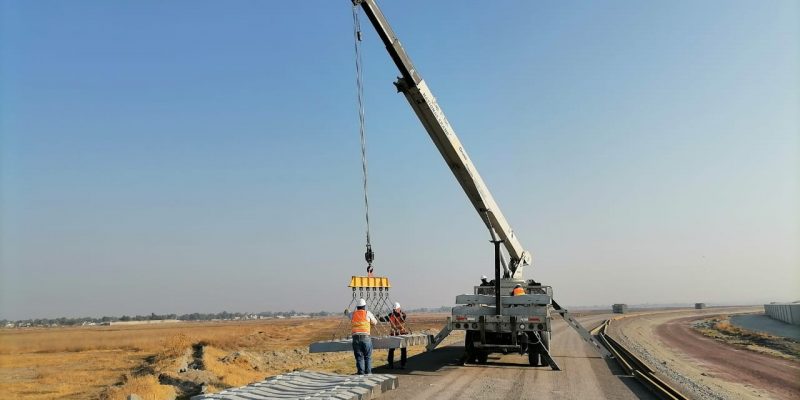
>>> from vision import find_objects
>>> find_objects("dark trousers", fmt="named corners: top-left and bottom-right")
top-left (388, 347), bottom-right (407, 367)
top-left (352, 334), bottom-right (372, 374)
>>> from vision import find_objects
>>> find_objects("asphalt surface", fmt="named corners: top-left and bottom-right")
top-left (374, 313), bottom-right (655, 400)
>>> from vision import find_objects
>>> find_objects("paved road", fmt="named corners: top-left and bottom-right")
top-left (375, 314), bottom-right (655, 400)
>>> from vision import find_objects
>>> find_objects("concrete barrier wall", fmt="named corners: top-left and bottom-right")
top-left (764, 303), bottom-right (800, 326)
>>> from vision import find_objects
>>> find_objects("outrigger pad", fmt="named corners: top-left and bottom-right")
top-left (309, 333), bottom-right (430, 353)
top-left (191, 370), bottom-right (398, 399)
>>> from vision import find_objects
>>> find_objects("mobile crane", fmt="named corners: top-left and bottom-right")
top-left (352, 0), bottom-right (611, 367)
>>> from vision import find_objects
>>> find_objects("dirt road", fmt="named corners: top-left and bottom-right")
top-left (609, 307), bottom-right (800, 400)
top-left (658, 315), bottom-right (800, 400)
top-left (375, 314), bottom-right (655, 400)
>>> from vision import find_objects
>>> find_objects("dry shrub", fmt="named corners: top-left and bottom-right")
top-left (694, 315), bottom-right (799, 359)
top-left (713, 320), bottom-right (771, 340)
top-left (101, 375), bottom-right (177, 400)
top-left (714, 320), bottom-right (734, 332)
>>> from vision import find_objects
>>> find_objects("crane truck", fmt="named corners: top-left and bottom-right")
top-left (352, 0), bottom-right (611, 367)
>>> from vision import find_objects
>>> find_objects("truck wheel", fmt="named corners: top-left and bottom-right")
top-left (527, 331), bottom-right (541, 366)
top-left (528, 350), bottom-right (541, 366)
top-left (533, 330), bottom-right (551, 367)
top-left (464, 331), bottom-right (477, 364)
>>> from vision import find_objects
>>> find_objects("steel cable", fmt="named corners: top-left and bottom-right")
top-left (352, 6), bottom-right (375, 276)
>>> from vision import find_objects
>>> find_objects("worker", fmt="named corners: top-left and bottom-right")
top-left (511, 284), bottom-right (526, 296)
top-left (480, 275), bottom-right (493, 286)
top-left (349, 298), bottom-right (378, 375)
top-left (380, 302), bottom-right (408, 369)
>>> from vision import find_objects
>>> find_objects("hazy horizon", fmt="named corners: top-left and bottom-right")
top-left (1, 301), bottom-right (774, 322)
top-left (2, 1), bottom-right (798, 321)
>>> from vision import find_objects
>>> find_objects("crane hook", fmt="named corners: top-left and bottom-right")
top-left (365, 244), bottom-right (375, 277)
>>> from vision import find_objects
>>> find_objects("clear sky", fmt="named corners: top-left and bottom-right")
top-left (1, 1), bottom-right (798, 320)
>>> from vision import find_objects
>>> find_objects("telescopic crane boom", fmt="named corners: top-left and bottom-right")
top-left (353, 0), bottom-right (531, 279)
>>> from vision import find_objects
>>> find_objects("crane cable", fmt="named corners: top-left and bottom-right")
top-left (352, 6), bottom-right (375, 276)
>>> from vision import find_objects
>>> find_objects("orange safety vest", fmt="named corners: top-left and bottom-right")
top-left (351, 309), bottom-right (370, 335)
top-left (388, 312), bottom-right (408, 336)
top-left (512, 287), bottom-right (526, 296)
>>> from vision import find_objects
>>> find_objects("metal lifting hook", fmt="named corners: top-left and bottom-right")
top-left (365, 244), bottom-right (375, 276)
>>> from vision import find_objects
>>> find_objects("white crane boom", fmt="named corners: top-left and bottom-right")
top-left (353, 0), bottom-right (532, 278)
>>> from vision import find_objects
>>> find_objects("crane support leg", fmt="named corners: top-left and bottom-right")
top-left (530, 330), bottom-right (561, 371)
top-left (426, 317), bottom-right (453, 352)
top-left (552, 300), bottom-right (612, 358)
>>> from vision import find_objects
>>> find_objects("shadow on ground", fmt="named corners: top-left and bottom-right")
top-left (373, 344), bottom-right (463, 374)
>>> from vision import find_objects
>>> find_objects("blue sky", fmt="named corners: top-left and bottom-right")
top-left (1, 1), bottom-right (797, 319)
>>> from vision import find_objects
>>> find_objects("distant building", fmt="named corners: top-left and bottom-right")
top-left (612, 304), bottom-right (628, 314)
top-left (695, 303), bottom-right (706, 309)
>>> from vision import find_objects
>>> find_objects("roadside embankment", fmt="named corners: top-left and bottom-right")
top-left (607, 306), bottom-right (800, 400)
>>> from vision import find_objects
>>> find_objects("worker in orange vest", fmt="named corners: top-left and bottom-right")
top-left (349, 298), bottom-right (378, 375)
top-left (380, 302), bottom-right (408, 369)
top-left (511, 284), bottom-right (526, 296)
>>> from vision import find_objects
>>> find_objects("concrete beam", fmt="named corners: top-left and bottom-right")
top-left (191, 370), bottom-right (398, 400)
top-left (309, 333), bottom-right (430, 353)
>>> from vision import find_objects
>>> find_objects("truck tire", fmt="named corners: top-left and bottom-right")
top-left (464, 331), bottom-right (477, 364)
top-left (528, 350), bottom-right (541, 366)
top-left (527, 331), bottom-right (542, 366)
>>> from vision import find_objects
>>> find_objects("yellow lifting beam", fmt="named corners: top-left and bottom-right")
top-left (348, 275), bottom-right (391, 289)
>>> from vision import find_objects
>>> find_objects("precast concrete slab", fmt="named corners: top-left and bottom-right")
top-left (191, 370), bottom-right (398, 400)
top-left (309, 333), bottom-right (429, 353)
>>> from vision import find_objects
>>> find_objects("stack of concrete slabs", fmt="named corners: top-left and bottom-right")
top-left (309, 333), bottom-right (430, 353)
top-left (191, 370), bottom-right (398, 400)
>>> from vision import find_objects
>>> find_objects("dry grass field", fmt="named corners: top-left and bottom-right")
top-left (0, 314), bottom-right (447, 399)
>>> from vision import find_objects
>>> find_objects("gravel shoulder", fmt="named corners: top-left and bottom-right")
top-left (609, 307), bottom-right (800, 400)
top-left (377, 313), bottom-right (654, 400)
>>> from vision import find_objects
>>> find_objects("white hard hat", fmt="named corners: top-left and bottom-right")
top-left (394, 302), bottom-right (401, 310)
top-left (481, 275), bottom-right (488, 280)
top-left (357, 298), bottom-right (367, 307)
top-left (514, 284), bottom-right (522, 287)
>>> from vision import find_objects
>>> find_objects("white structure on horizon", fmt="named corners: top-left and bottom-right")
top-left (764, 302), bottom-right (800, 326)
